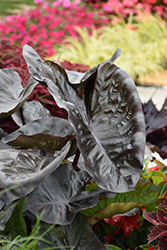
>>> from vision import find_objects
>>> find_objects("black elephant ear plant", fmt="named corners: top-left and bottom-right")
top-left (0, 45), bottom-right (152, 249)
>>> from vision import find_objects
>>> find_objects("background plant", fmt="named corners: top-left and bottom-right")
top-left (1, 0), bottom-right (167, 58)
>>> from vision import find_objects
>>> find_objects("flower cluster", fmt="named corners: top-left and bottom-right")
top-left (1, 0), bottom-right (167, 58)
top-left (86, 0), bottom-right (167, 18)
top-left (0, 0), bottom-right (109, 57)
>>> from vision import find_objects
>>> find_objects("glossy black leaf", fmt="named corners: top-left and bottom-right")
top-left (27, 163), bottom-right (103, 225)
top-left (22, 101), bottom-right (51, 124)
top-left (37, 213), bottom-right (107, 250)
top-left (0, 69), bottom-right (38, 118)
top-left (0, 142), bottom-right (70, 204)
top-left (0, 201), bottom-right (17, 231)
top-left (23, 45), bottom-right (87, 121)
top-left (0, 129), bottom-right (11, 150)
top-left (3, 117), bottom-right (75, 150)
top-left (58, 213), bottom-right (107, 250)
top-left (22, 44), bottom-right (44, 82)
top-left (143, 99), bottom-right (167, 158)
top-left (24, 46), bottom-right (145, 193)
top-left (11, 109), bottom-right (24, 128)
top-left (45, 60), bottom-right (145, 193)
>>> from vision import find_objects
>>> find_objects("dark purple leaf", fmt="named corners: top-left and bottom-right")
top-left (22, 100), bottom-right (51, 124)
top-left (0, 142), bottom-right (70, 204)
top-left (148, 224), bottom-right (167, 243)
top-left (0, 69), bottom-right (38, 118)
top-left (38, 213), bottom-right (107, 250)
top-left (28, 163), bottom-right (102, 225)
top-left (0, 129), bottom-right (11, 150)
top-left (159, 198), bottom-right (167, 209)
top-left (159, 236), bottom-right (167, 250)
top-left (2, 117), bottom-right (75, 150)
top-left (143, 99), bottom-right (167, 157)
top-left (22, 45), bottom-right (44, 82)
top-left (23, 45), bottom-right (145, 193)
top-left (157, 208), bottom-right (167, 225)
top-left (143, 211), bottom-right (159, 226)
top-left (0, 201), bottom-right (17, 231)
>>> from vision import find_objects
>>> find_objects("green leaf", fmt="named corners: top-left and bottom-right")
top-left (126, 229), bottom-right (142, 248)
top-left (143, 174), bottom-right (165, 186)
top-left (1, 197), bottom-right (27, 238)
top-left (105, 245), bottom-right (122, 250)
top-left (140, 244), bottom-right (159, 250)
top-left (144, 171), bottom-right (166, 177)
top-left (81, 179), bottom-right (159, 225)
top-left (159, 181), bottom-right (167, 198)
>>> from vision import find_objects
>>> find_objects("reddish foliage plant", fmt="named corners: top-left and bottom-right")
top-left (104, 213), bottom-right (140, 239)
top-left (144, 199), bottom-right (167, 250)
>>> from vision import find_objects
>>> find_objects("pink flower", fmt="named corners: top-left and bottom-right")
top-left (74, 0), bottom-right (81, 5)
top-left (63, 0), bottom-right (71, 8)
top-left (34, 0), bottom-right (43, 4)
top-left (48, 18), bottom-right (62, 29)
top-left (102, 0), bottom-right (123, 13)
top-left (43, 1), bottom-right (49, 9)
top-left (47, 48), bottom-right (55, 56)
top-left (163, 0), bottom-right (167, 5)
top-left (22, 36), bottom-right (30, 45)
top-left (29, 24), bottom-right (37, 33)
top-left (123, 0), bottom-right (138, 8)
top-left (52, 0), bottom-right (62, 7)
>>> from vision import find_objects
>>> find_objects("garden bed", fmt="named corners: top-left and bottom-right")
top-left (0, 0), bottom-right (167, 249)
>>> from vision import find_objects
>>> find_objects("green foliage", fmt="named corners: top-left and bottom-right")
top-left (105, 245), bottom-right (122, 250)
top-left (0, 0), bottom-right (35, 16)
top-left (0, 216), bottom-right (48, 250)
top-left (54, 15), bottom-right (167, 81)
top-left (81, 179), bottom-right (159, 226)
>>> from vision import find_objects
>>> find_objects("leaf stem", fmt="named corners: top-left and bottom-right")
top-left (20, 107), bottom-right (26, 125)
top-left (72, 148), bottom-right (80, 171)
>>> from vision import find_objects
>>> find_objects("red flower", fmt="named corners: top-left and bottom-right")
top-left (104, 213), bottom-right (140, 238)
top-left (147, 165), bottom-right (160, 172)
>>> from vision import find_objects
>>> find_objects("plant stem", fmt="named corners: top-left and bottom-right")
top-left (72, 148), bottom-right (80, 171)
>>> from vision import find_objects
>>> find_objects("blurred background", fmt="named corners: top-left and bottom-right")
top-left (1, 0), bottom-right (167, 85)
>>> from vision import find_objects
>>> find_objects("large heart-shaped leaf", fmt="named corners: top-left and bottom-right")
top-left (0, 142), bottom-right (70, 204)
top-left (81, 179), bottom-right (159, 225)
top-left (3, 117), bottom-right (75, 150)
top-left (22, 100), bottom-right (51, 124)
top-left (0, 201), bottom-right (17, 231)
top-left (23, 45), bottom-right (145, 193)
top-left (27, 163), bottom-right (105, 225)
top-left (37, 213), bottom-right (107, 250)
top-left (0, 129), bottom-right (11, 150)
top-left (0, 69), bottom-right (38, 118)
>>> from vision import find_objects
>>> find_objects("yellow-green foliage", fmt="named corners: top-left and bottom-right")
top-left (52, 15), bottom-right (167, 81)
